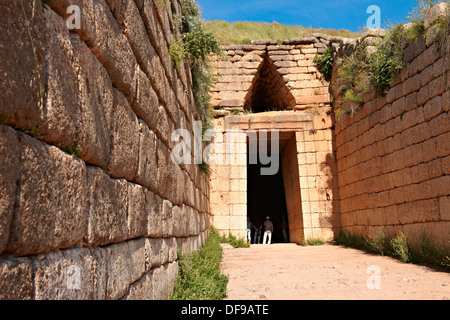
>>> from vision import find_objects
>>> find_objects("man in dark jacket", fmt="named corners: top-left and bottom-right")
top-left (263, 216), bottom-right (273, 245)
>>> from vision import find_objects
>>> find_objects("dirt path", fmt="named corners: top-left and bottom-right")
top-left (221, 244), bottom-right (450, 300)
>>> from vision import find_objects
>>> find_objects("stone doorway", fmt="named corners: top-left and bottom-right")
top-left (210, 112), bottom-right (340, 244)
top-left (247, 144), bottom-right (290, 244)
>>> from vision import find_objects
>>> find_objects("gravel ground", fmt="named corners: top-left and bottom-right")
top-left (221, 244), bottom-right (450, 300)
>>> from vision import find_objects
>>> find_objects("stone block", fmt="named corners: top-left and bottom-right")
top-left (443, 155), bottom-right (450, 174)
top-left (6, 134), bottom-right (87, 256)
top-left (102, 243), bottom-right (132, 300)
top-left (93, 0), bottom-right (139, 98)
top-left (428, 75), bottom-right (446, 98)
top-left (106, 89), bottom-right (140, 181)
top-left (71, 34), bottom-right (114, 168)
top-left (424, 95), bottom-right (443, 121)
top-left (156, 139), bottom-right (177, 202)
top-left (55, 0), bottom-right (139, 98)
top-left (85, 167), bottom-right (128, 247)
top-left (124, 271), bottom-right (153, 300)
top-left (132, 70), bottom-right (159, 133)
top-left (424, 2), bottom-right (449, 29)
top-left (127, 183), bottom-right (148, 239)
top-left (135, 120), bottom-right (157, 191)
top-left (146, 237), bottom-right (163, 268)
top-left (272, 60), bottom-right (297, 68)
top-left (146, 190), bottom-right (163, 238)
top-left (269, 54), bottom-right (294, 62)
top-left (0, 125), bottom-right (19, 254)
top-left (127, 238), bottom-right (146, 284)
top-left (0, 258), bottom-right (33, 300)
top-left (40, 8), bottom-right (79, 147)
top-left (152, 264), bottom-right (169, 300)
top-left (440, 196), bottom-right (450, 221)
top-left (0, 0), bottom-right (46, 131)
top-left (398, 199), bottom-right (440, 224)
top-left (33, 248), bottom-right (93, 300)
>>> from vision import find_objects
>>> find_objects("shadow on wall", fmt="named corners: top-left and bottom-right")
top-left (318, 124), bottom-right (341, 240)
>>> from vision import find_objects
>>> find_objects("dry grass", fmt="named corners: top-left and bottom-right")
top-left (204, 20), bottom-right (361, 45)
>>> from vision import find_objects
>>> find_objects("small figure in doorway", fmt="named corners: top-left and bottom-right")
top-left (254, 222), bottom-right (263, 244)
top-left (281, 216), bottom-right (288, 243)
top-left (263, 216), bottom-right (273, 245)
top-left (247, 217), bottom-right (255, 244)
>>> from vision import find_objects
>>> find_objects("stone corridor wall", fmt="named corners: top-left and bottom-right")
top-left (334, 33), bottom-right (450, 248)
top-left (0, 0), bottom-right (210, 300)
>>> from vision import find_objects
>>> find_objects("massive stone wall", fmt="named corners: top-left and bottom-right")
top-left (334, 29), bottom-right (450, 248)
top-left (0, 0), bottom-right (210, 300)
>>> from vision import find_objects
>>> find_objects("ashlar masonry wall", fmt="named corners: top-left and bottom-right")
top-left (334, 32), bottom-right (450, 248)
top-left (0, 0), bottom-right (210, 300)
top-left (209, 36), bottom-right (332, 113)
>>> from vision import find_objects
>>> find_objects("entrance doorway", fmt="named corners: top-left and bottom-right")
top-left (246, 132), bottom-right (298, 244)
top-left (247, 156), bottom-right (289, 244)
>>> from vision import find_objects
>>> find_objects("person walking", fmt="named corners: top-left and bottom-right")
top-left (263, 216), bottom-right (273, 245)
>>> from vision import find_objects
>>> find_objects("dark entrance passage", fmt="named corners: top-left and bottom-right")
top-left (247, 153), bottom-right (290, 244)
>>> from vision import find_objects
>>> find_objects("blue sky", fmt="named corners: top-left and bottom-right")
top-left (197, 0), bottom-right (419, 32)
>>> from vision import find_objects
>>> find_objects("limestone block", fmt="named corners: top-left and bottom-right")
top-left (127, 183), bottom-right (148, 239)
top-left (274, 61), bottom-right (298, 68)
top-left (251, 40), bottom-right (278, 45)
top-left (107, 89), bottom-right (140, 181)
top-left (127, 238), bottom-right (146, 284)
top-left (424, 95), bottom-right (443, 121)
top-left (172, 206), bottom-right (185, 237)
top-left (71, 34), bottom-right (114, 168)
top-left (0, 258), bottom-right (33, 300)
top-left (152, 264), bottom-right (169, 300)
top-left (0, 0), bottom-right (46, 131)
top-left (102, 243), bottom-right (132, 300)
top-left (295, 95), bottom-right (331, 105)
top-left (268, 50), bottom-right (290, 56)
top-left (146, 190), bottom-right (163, 238)
top-left (40, 8), bottom-right (78, 147)
top-left (135, 120), bottom-right (157, 191)
top-left (85, 167), bottom-right (128, 247)
top-left (92, 0), bottom-right (139, 98)
top-left (118, 0), bottom-right (160, 75)
top-left (213, 82), bottom-right (253, 92)
top-left (146, 237), bottom-right (163, 268)
top-left (297, 60), bottom-right (316, 67)
top-left (6, 134), bottom-right (87, 256)
top-left (132, 70), bottom-right (159, 133)
top-left (440, 196), bottom-right (450, 221)
top-left (33, 248), bottom-right (93, 300)
top-left (124, 271), bottom-right (153, 300)
top-left (56, 0), bottom-right (139, 98)
top-left (156, 139), bottom-right (177, 202)
top-left (0, 125), bottom-right (19, 254)
top-left (270, 55), bottom-right (295, 62)
top-left (424, 2), bottom-right (448, 29)
top-left (162, 200), bottom-right (174, 238)
top-left (284, 37), bottom-right (318, 45)
top-left (398, 199), bottom-right (440, 224)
